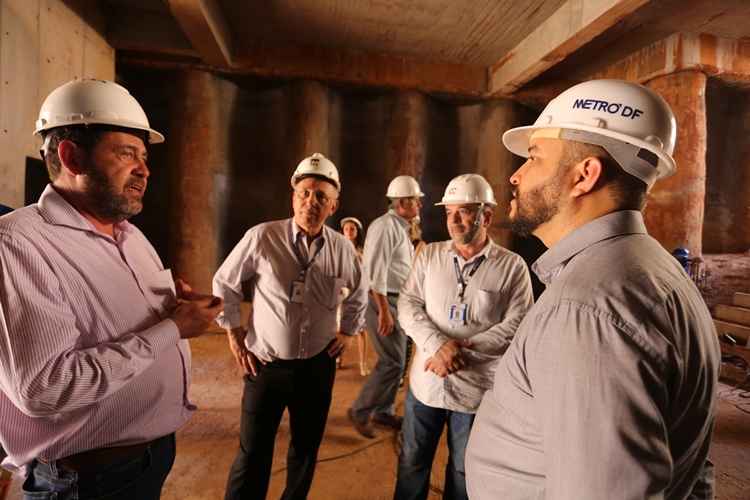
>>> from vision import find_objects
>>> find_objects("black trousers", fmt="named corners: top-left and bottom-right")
top-left (224, 348), bottom-right (336, 500)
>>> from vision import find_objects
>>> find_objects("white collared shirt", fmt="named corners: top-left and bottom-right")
top-left (213, 219), bottom-right (368, 360)
top-left (363, 209), bottom-right (414, 295)
top-left (398, 239), bottom-right (533, 413)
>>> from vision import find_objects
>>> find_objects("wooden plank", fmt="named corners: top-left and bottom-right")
top-left (488, 0), bottom-right (650, 96)
top-left (734, 292), bottom-right (750, 309)
top-left (166, 0), bottom-right (233, 67)
top-left (120, 44), bottom-right (488, 98)
top-left (714, 319), bottom-right (750, 347)
top-left (714, 304), bottom-right (750, 328)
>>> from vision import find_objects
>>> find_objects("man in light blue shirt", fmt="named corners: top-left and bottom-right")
top-left (349, 175), bottom-right (424, 438)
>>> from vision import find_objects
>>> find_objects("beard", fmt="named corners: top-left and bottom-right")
top-left (84, 165), bottom-right (144, 222)
top-left (507, 168), bottom-right (565, 237)
top-left (449, 219), bottom-right (481, 245)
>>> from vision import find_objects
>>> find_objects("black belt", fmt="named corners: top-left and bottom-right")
top-left (386, 292), bottom-right (399, 298)
top-left (39, 437), bottom-right (160, 474)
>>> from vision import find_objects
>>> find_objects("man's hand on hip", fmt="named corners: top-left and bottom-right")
top-left (226, 327), bottom-right (263, 376)
top-left (327, 331), bottom-right (352, 358)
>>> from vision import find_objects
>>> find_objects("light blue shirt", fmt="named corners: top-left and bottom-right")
top-left (363, 209), bottom-right (414, 295)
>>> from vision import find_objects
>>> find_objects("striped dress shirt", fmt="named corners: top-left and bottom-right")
top-left (0, 185), bottom-right (193, 470)
top-left (212, 218), bottom-right (368, 360)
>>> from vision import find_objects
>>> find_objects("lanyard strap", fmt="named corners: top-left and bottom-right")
top-left (290, 226), bottom-right (325, 278)
top-left (453, 255), bottom-right (486, 301)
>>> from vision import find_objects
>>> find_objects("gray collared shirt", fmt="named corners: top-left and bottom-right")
top-left (212, 218), bottom-right (368, 360)
top-left (363, 209), bottom-right (414, 295)
top-left (466, 210), bottom-right (720, 500)
top-left (398, 239), bottom-right (533, 413)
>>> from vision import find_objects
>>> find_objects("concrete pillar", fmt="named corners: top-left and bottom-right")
top-left (167, 70), bottom-right (219, 292)
top-left (386, 90), bottom-right (428, 180)
top-left (291, 80), bottom-right (330, 160)
top-left (645, 71), bottom-right (707, 256)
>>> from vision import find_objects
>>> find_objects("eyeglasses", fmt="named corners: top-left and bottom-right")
top-left (294, 188), bottom-right (336, 205)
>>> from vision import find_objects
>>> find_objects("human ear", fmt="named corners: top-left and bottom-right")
top-left (57, 140), bottom-right (86, 176)
top-left (570, 157), bottom-right (603, 198)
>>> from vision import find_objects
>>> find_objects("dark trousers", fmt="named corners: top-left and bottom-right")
top-left (22, 433), bottom-right (176, 500)
top-left (225, 348), bottom-right (336, 500)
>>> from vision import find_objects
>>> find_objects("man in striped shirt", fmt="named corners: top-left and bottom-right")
top-left (0, 79), bottom-right (223, 500)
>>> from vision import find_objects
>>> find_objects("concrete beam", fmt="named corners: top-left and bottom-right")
top-left (120, 44), bottom-right (487, 98)
top-left (166, 0), bottom-right (233, 67)
top-left (587, 32), bottom-right (750, 86)
top-left (488, 0), bottom-right (650, 96)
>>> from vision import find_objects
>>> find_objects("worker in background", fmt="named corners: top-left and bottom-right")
top-left (339, 216), bottom-right (370, 376)
top-left (395, 174), bottom-right (533, 500)
top-left (213, 153), bottom-right (368, 500)
top-left (348, 175), bottom-right (424, 438)
top-left (466, 79), bottom-right (720, 500)
top-left (0, 79), bottom-right (223, 500)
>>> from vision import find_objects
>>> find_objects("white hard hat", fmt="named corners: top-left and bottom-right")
top-left (290, 153), bottom-right (341, 191)
top-left (340, 217), bottom-right (363, 230)
top-left (435, 173), bottom-right (497, 206)
top-left (503, 79), bottom-right (677, 188)
top-left (34, 79), bottom-right (164, 143)
top-left (386, 175), bottom-right (424, 198)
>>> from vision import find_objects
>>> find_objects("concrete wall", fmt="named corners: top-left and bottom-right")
top-left (118, 67), bottom-right (534, 284)
top-left (0, 0), bottom-right (114, 208)
top-left (704, 78), bottom-right (750, 253)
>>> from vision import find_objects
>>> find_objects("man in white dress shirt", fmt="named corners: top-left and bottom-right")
top-left (394, 174), bottom-right (533, 500)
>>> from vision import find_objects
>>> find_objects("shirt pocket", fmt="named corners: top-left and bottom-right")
top-left (471, 288), bottom-right (505, 325)
top-left (142, 268), bottom-right (177, 317)
top-left (310, 274), bottom-right (346, 311)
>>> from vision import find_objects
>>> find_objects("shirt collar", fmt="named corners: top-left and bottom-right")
top-left (532, 210), bottom-right (647, 285)
top-left (37, 184), bottom-right (134, 240)
top-left (291, 218), bottom-right (327, 245)
top-left (387, 208), bottom-right (411, 229)
top-left (450, 238), bottom-right (493, 266)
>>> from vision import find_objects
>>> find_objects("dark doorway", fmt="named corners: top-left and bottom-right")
top-left (25, 157), bottom-right (48, 205)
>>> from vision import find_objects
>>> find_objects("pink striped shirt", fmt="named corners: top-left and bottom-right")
top-left (0, 185), bottom-right (193, 469)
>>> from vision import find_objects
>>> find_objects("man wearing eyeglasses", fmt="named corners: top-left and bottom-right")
top-left (213, 153), bottom-right (368, 500)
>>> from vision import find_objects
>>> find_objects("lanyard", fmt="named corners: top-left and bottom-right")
top-left (453, 255), bottom-right (485, 302)
top-left (290, 226), bottom-right (325, 279)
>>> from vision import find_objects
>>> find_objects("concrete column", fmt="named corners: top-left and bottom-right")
top-left (386, 90), bottom-right (428, 180)
top-left (291, 80), bottom-right (330, 160)
top-left (645, 71), bottom-right (707, 256)
top-left (167, 70), bottom-right (219, 292)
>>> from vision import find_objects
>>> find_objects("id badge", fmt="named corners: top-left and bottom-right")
top-left (290, 279), bottom-right (305, 304)
top-left (448, 303), bottom-right (468, 324)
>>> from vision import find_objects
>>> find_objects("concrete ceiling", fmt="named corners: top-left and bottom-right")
top-left (104, 0), bottom-right (750, 99)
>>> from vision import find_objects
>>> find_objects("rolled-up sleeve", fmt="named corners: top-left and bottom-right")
top-left (212, 228), bottom-right (260, 329)
top-left (533, 302), bottom-right (672, 500)
top-left (398, 251), bottom-right (450, 356)
top-left (362, 218), bottom-right (393, 295)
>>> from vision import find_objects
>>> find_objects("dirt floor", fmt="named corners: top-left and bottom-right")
top-left (5, 331), bottom-right (750, 499)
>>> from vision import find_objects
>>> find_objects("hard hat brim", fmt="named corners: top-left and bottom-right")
top-left (34, 119), bottom-right (165, 144)
top-left (434, 200), bottom-right (497, 207)
top-left (502, 123), bottom-right (676, 181)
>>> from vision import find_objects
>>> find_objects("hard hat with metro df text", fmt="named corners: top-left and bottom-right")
top-left (502, 79), bottom-right (677, 188)
top-left (34, 79), bottom-right (164, 143)
top-left (290, 153), bottom-right (341, 191)
top-left (435, 174), bottom-right (497, 206)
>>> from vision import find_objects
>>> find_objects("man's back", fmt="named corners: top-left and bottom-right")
top-left (467, 211), bottom-right (720, 500)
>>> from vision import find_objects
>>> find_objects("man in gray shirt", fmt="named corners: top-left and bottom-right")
top-left (213, 153), bottom-right (368, 500)
top-left (466, 79), bottom-right (720, 500)
top-left (349, 175), bottom-right (424, 438)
